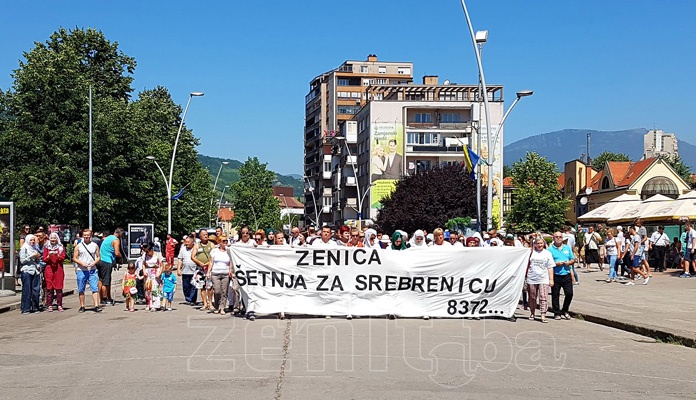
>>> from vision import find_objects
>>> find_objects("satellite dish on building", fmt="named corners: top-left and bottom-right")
top-left (580, 197), bottom-right (588, 205)
top-left (585, 187), bottom-right (593, 195)
top-left (443, 79), bottom-right (451, 85)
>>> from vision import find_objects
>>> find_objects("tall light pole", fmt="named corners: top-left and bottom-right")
top-left (215, 185), bottom-right (229, 226)
top-left (460, 0), bottom-right (494, 230)
top-left (210, 161), bottom-right (229, 225)
top-left (303, 176), bottom-right (319, 227)
top-left (149, 92), bottom-right (204, 234)
top-left (460, 2), bottom-right (533, 229)
top-left (279, 193), bottom-right (291, 233)
top-left (357, 183), bottom-right (375, 230)
top-left (88, 85), bottom-right (93, 230)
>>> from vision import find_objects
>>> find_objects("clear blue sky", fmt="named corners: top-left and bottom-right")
top-left (1, 1), bottom-right (695, 174)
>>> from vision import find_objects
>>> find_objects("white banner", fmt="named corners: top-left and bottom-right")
top-left (229, 246), bottom-right (529, 318)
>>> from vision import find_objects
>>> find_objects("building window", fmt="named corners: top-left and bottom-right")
top-left (322, 197), bottom-right (332, 207)
top-left (338, 105), bottom-right (360, 115)
top-left (323, 161), bottom-right (331, 173)
top-left (376, 78), bottom-right (387, 84)
top-left (378, 66), bottom-right (387, 74)
top-left (641, 176), bottom-right (680, 200)
top-left (416, 160), bottom-right (431, 173)
top-left (441, 113), bottom-right (461, 123)
top-left (601, 177), bottom-right (610, 190)
top-left (407, 132), bottom-right (439, 146)
top-left (397, 67), bottom-right (411, 75)
top-left (566, 178), bottom-right (575, 198)
top-left (414, 113), bottom-right (432, 123)
top-left (337, 79), bottom-right (349, 86)
top-left (360, 65), bottom-right (368, 73)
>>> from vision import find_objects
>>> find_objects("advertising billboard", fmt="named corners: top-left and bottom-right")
top-left (0, 202), bottom-right (15, 286)
top-left (369, 122), bottom-right (403, 210)
top-left (127, 223), bottom-right (154, 259)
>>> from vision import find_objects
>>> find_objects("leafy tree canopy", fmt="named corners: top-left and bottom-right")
top-left (376, 163), bottom-right (481, 234)
top-left (662, 154), bottom-right (694, 187)
top-left (230, 157), bottom-right (282, 232)
top-left (591, 151), bottom-right (630, 171)
top-left (0, 27), bottom-right (211, 237)
top-left (507, 152), bottom-right (570, 233)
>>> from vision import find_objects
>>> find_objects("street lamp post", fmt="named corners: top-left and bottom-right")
top-left (357, 183), bottom-right (375, 230)
top-left (215, 185), bottom-right (229, 226)
top-left (147, 92), bottom-right (204, 234)
top-left (210, 161), bottom-right (229, 225)
top-left (303, 176), bottom-right (320, 227)
top-left (460, 1), bottom-right (532, 229)
top-left (279, 193), bottom-right (291, 233)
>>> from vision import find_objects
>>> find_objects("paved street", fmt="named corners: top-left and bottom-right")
top-left (1, 288), bottom-right (695, 400)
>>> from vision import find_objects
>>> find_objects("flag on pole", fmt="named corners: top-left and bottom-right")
top-left (463, 145), bottom-right (480, 180)
top-left (171, 187), bottom-right (185, 201)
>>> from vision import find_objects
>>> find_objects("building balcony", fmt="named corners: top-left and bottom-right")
top-left (322, 170), bottom-right (332, 180)
top-left (321, 205), bottom-right (331, 214)
top-left (343, 176), bottom-right (357, 186)
top-left (345, 155), bottom-right (357, 165)
top-left (405, 122), bottom-right (472, 131)
top-left (407, 145), bottom-right (464, 153)
top-left (345, 197), bottom-right (358, 208)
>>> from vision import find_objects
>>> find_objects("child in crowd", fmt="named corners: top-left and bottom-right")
top-left (159, 264), bottom-right (177, 311)
top-left (142, 244), bottom-right (163, 311)
top-left (122, 262), bottom-right (140, 312)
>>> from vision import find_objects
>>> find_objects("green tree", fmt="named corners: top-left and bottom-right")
top-left (506, 152), bottom-right (570, 233)
top-left (662, 154), bottom-right (694, 187)
top-left (0, 27), bottom-right (211, 237)
top-left (376, 163), bottom-right (481, 234)
top-left (230, 157), bottom-right (282, 232)
top-left (591, 151), bottom-right (630, 171)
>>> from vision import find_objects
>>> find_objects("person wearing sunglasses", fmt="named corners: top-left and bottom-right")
top-left (253, 229), bottom-right (269, 248)
top-left (548, 231), bottom-right (576, 320)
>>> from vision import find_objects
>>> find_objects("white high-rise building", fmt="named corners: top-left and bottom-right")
top-left (644, 129), bottom-right (678, 159)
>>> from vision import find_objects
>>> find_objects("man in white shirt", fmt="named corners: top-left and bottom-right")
top-left (177, 236), bottom-right (199, 305)
top-left (562, 226), bottom-right (576, 250)
top-left (312, 226), bottom-right (337, 247)
top-left (649, 225), bottom-right (670, 272)
top-left (583, 226), bottom-right (602, 271)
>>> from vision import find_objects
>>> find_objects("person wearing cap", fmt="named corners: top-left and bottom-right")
top-left (649, 225), bottom-right (669, 272)
top-left (504, 233), bottom-right (515, 246)
top-left (465, 237), bottom-right (479, 247)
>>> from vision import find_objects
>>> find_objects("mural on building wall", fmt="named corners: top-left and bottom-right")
top-left (370, 122), bottom-right (403, 209)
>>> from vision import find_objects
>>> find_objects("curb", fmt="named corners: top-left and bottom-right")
top-left (569, 310), bottom-right (696, 349)
top-left (0, 289), bottom-right (76, 314)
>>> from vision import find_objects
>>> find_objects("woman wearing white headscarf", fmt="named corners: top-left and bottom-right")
top-left (19, 234), bottom-right (42, 314)
top-left (363, 228), bottom-right (378, 248)
top-left (409, 230), bottom-right (428, 250)
top-left (43, 232), bottom-right (67, 311)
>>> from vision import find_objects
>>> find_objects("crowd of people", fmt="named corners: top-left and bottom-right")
top-left (13, 217), bottom-right (693, 322)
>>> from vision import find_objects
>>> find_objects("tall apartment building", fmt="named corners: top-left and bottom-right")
top-left (303, 55), bottom-right (414, 226)
top-left (644, 129), bottom-right (678, 159)
top-left (303, 55), bottom-right (505, 227)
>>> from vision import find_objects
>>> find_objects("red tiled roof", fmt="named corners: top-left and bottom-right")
top-left (503, 177), bottom-right (513, 187)
top-left (557, 172), bottom-right (565, 190)
top-left (590, 171), bottom-right (603, 191)
top-left (616, 158), bottom-right (655, 187)
top-left (606, 161), bottom-right (632, 186)
top-left (275, 195), bottom-right (304, 209)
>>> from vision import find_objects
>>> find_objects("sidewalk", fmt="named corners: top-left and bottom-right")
top-left (565, 267), bottom-right (696, 347)
top-left (0, 267), bottom-right (123, 313)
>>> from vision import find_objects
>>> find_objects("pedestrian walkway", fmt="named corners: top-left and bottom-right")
top-left (0, 266), bottom-right (123, 313)
top-left (567, 268), bottom-right (696, 347)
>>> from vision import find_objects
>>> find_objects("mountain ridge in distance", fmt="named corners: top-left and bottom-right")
top-left (504, 128), bottom-right (696, 171)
